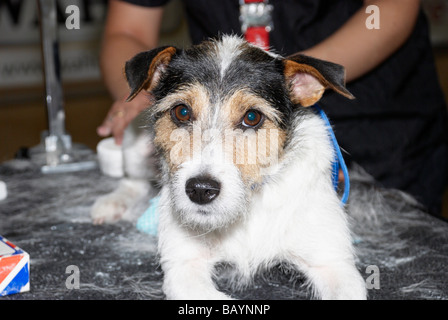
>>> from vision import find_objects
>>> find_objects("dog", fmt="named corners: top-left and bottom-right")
top-left (91, 35), bottom-right (367, 299)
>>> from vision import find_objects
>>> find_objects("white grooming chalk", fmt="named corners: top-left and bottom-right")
top-left (0, 181), bottom-right (7, 201)
top-left (96, 138), bottom-right (124, 178)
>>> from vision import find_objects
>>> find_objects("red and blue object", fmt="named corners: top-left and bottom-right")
top-left (0, 235), bottom-right (30, 296)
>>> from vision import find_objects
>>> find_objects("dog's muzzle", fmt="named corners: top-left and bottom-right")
top-left (185, 177), bottom-right (221, 205)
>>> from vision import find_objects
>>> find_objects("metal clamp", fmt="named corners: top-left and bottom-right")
top-left (239, 0), bottom-right (274, 33)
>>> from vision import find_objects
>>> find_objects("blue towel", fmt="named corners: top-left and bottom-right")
top-left (136, 197), bottom-right (160, 236)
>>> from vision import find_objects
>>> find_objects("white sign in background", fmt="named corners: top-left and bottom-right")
top-left (0, 0), bottom-right (107, 89)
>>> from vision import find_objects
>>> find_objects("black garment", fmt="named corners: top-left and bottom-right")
top-left (120, 0), bottom-right (448, 215)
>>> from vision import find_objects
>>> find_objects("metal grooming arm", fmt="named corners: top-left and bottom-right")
top-left (31, 0), bottom-right (96, 173)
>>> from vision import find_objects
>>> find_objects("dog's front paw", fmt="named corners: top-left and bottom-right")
top-left (335, 278), bottom-right (367, 300)
top-left (91, 192), bottom-right (131, 224)
top-left (318, 270), bottom-right (367, 300)
top-left (162, 274), bottom-right (234, 300)
top-left (91, 179), bottom-right (150, 224)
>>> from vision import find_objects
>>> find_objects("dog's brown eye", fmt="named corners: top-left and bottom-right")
top-left (171, 104), bottom-right (191, 123)
top-left (242, 110), bottom-right (264, 128)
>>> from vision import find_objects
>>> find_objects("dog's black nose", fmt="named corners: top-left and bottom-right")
top-left (185, 177), bottom-right (221, 205)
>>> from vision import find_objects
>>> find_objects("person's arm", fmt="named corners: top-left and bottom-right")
top-left (301, 0), bottom-right (421, 83)
top-left (97, 0), bottom-right (164, 144)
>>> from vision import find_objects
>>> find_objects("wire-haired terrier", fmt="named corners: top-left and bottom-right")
top-left (91, 35), bottom-right (367, 300)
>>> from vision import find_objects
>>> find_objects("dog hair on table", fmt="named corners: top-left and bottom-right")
top-left (91, 35), bottom-right (367, 300)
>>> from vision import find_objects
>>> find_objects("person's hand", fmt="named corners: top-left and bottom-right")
top-left (97, 92), bottom-right (153, 145)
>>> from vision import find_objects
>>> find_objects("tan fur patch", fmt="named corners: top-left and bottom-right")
top-left (152, 84), bottom-right (209, 116)
top-left (229, 120), bottom-right (286, 186)
top-left (221, 90), bottom-right (287, 185)
top-left (224, 89), bottom-right (282, 125)
top-left (153, 84), bottom-right (210, 172)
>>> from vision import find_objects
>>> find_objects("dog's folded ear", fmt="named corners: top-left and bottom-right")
top-left (284, 53), bottom-right (354, 107)
top-left (125, 46), bottom-right (178, 101)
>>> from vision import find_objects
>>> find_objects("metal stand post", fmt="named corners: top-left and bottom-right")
top-left (30, 0), bottom-right (97, 174)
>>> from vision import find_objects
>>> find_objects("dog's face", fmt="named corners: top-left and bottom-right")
top-left (125, 36), bottom-right (352, 231)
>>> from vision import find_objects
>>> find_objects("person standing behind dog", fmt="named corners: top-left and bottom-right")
top-left (97, 0), bottom-right (448, 216)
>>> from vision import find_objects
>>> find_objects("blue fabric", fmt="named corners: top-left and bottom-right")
top-left (312, 104), bottom-right (350, 205)
top-left (136, 197), bottom-right (160, 236)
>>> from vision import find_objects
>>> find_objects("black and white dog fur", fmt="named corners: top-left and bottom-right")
top-left (91, 35), bottom-right (367, 299)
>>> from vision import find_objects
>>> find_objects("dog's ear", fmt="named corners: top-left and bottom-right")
top-left (124, 46), bottom-right (178, 101)
top-left (284, 53), bottom-right (354, 107)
